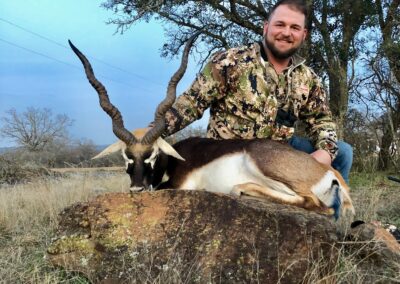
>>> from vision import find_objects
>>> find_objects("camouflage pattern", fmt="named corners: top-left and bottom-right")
top-left (164, 42), bottom-right (338, 159)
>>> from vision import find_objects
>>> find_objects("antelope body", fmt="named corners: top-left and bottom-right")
top-left (69, 35), bottom-right (354, 220)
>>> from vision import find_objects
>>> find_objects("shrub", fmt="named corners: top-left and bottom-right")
top-left (0, 155), bottom-right (49, 184)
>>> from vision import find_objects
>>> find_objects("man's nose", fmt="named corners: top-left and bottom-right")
top-left (281, 26), bottom-right (291, 36)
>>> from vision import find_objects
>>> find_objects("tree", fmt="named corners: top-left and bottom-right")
top-left (349, 0), bottom-right (400, 170)
top-left (352, 52), bottom-right (400, 171)
top-left (376, 0), bottom-right (400, 83)
top-left (343, 108), bottom-right (379, 171)
top-left (365, 56), bottom-right (399, 170)
top-left (0, 107), bottom-right (73, 152)
top-left (102, 0), bottom-right (376, 136)
top-left (102, 0), bottom-right (270, 64)
top-left (309, 0), bottom-right (375, 137)
top-left (371, 58), bottom-right (399, 170)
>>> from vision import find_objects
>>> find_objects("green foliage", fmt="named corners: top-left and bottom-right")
top-left (350, 171), bottom-right (400, 228)
top-left (102, 0), bottom-right (269, 64)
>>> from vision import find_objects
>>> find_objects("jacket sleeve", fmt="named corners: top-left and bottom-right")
top-left (299, 72), bottom-right (338, 160)
top-left (162, 52), bottom-right (228, 136)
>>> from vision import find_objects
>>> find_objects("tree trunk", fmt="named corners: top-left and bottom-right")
top-left (328, 64), bottom-right (349, 139)
top-left (378, 122), bottom-right (393, 170)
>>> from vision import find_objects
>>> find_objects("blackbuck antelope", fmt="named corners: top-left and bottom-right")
top-left (69, 36), bottom-right (354, 220)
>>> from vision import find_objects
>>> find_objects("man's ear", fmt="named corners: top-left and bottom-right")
top-left (263, 21), bottom-right (269, 37)
top-left (302, 28), bottom-right (308, 41)
top-left (92, 140), bottom-right (125, 159)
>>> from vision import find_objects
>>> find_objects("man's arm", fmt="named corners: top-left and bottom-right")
top-left (163, 52), bottom-right (228, 136)
top-left (300, 72), bottom-right (338, 162)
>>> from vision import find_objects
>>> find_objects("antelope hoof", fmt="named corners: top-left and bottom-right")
top-left (230, 185), bottom-right (243, 197)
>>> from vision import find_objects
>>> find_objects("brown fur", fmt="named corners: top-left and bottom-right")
top-left (160, 137), bottom-right (354, 217)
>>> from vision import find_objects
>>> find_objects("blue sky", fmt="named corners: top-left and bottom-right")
top-left (0, 0), bottom-right (207, 147)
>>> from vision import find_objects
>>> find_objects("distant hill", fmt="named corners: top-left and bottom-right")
top-left (0, 147), bottom-right (17, 153)
top-left (0, 145), bottom-right (109, 154)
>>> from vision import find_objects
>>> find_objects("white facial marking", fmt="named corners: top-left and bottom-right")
top-left (161, 172), bottom-right (170, 183)
top-left (130, 186), bottom-right (143, 192)
top-left (144, 146), bottom-right (160, 169)
top-left (121, 149), bottom-right (134, 169)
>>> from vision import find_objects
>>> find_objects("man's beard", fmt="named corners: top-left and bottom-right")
top-left (265, 37), bottom-right (301, 59)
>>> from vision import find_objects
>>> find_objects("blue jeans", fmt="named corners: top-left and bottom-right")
top-left (288, 136), bottom-right (353, 184)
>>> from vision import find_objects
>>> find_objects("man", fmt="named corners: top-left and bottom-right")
top-left (161, 0), bottom-right (353, 183)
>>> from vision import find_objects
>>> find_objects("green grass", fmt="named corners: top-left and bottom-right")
top-left (350, 171), bottom-right (400, 228)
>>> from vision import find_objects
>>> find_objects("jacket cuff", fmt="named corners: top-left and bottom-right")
top-left (317, 139), bottom-right (338, 161)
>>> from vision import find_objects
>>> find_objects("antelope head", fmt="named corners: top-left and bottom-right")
top-left (68, 33), bottom-right (199, 192)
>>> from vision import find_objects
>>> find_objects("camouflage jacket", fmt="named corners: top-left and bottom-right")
top-left (164, 42), bottom-right (338, 159)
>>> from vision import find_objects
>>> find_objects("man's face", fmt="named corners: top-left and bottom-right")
top-left (264, 5), bottom-right (307, 59)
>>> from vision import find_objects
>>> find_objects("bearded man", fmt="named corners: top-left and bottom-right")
top-left (160, 0), bottom-right (353, 183)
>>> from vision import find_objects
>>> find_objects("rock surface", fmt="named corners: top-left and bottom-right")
top-left (47, 190), bottom-right (339, 283)
top-left (347, 221), bottom-right (400, 263)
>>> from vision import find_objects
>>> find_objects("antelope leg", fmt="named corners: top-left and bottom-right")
top-left (231, 182), bottom-right (305, 206)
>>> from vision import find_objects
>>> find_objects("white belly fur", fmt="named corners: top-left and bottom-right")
top-left (179, 152), bottom-right (296, 196)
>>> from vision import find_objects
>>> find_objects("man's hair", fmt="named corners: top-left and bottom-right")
top-left (268, 0), bottom-right (309, 24)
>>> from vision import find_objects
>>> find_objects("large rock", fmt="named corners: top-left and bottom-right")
top-left (47, 190), bottom-right (339, 283)
top-left (347, 221), bottom-right (400, 266)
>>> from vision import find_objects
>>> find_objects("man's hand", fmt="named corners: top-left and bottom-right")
top-left (311, 149), bottom-right (332, 166)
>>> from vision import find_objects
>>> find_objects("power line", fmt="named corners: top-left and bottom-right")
top-left (0, 38), bottom-right (78, 69)
top-left (0, 37), bottom-right (156, 91)
top-left (0, 17), bottom-right (67, 49)
top-left (0, 17), bottom-right (164, 86)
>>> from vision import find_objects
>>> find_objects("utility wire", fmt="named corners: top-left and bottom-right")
top-left (0, 17), bottom-right (164, 86)
top-left (0, 17), bottom-right (67, 49)
top-left (0, 38), bottom-right (78, 69)
top-left (0, 37), bottom-right (157, 91)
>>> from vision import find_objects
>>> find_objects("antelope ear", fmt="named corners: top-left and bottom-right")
top-left (156, 137), bottom-right (185, 161)
top-left (92, 140), bottom-right (125, 159)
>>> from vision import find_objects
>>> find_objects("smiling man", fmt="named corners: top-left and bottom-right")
top-left (160, 0), bottom-right (353, 184)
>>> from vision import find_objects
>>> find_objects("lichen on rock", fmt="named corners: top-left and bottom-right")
top-left (47, 190), bottom-right (340, 283)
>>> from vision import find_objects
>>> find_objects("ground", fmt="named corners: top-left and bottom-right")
top-left (0, 169), bottom-right (399, 283)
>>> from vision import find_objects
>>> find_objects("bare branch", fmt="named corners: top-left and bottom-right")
top-left (0, 108), bottom-right (72, 151)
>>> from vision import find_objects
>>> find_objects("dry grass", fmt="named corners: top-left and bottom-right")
top-left (301, 172), bottom-right (400, 284)
top-left (0, 171), bottom-right (129, 283)
top-left (350, 172), bottom-right (400, 228)
top-left (0, 170), bottom-right (399, 283)
top-left (303, 241), bottom-right (400, 284)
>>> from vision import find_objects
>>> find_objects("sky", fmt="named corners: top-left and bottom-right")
top-left (0, 0), bottom-right (208, 147)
